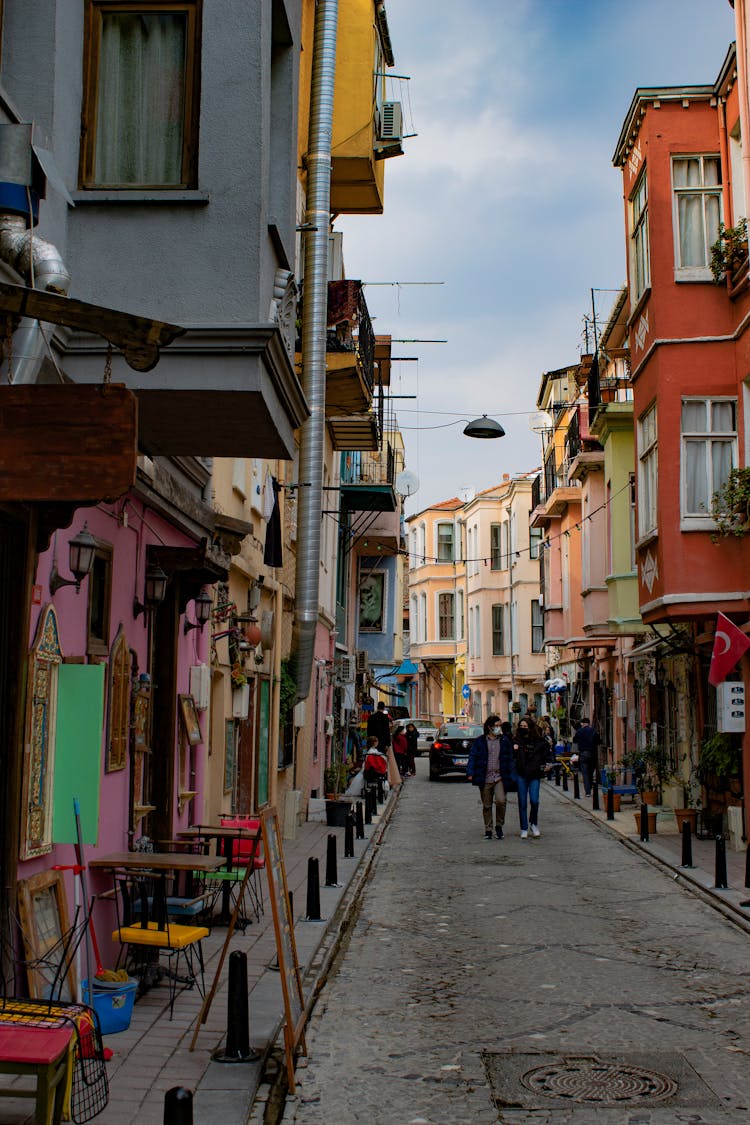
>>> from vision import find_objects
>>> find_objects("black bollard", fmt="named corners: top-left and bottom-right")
top-left (554, 765), bottom-right (561, 787)
top-left (592, 779), bottom-right (599, 811)
top-left (344, 810), bottom-right (355, 857)
top-left (715, 835), bottom-right (729, 889)
top-left (639, 803), bottom-right (649, 843)
top-left (164, 1087), bottom-right (193, 1125)
top-left (369, 786), bottom-right (378, 817)
top-left (355, 801), bottom-right (365, 839)
top-left (304, 856), bottom-right (322, 920)
top-left (377, 778), bottom-right (385, 803)
top-left (606, 786), bottom-right (614, 821)
top-left (325, 834), bottom-right (339, 887)
top-left (562, 769), bottom-right (569, 793)
top-left (681, 819), bottom-right (694, 868)
top-left (746, 844), bottom-right (750, 888)
top-left (212, 951), bottom-right (259, 1062)
top-left (364, 792), bottom-right (372, 825)
top-left (573, 771), bottom-right (580, 800)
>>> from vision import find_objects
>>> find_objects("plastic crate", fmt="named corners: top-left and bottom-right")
top-left (83, 979), bottom-right (137, 1035)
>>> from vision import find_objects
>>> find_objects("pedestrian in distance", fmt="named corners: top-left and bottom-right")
top-left (366, 700), bottom-right (391, 752)
top-left (467, 715), bottom-right (517, 840)
top-left (363, 736), bottom-right (388, 784)
top-left (404, 721), bottom-right (418, 776)
top-left (392, 724), bottom-right (408, 777)
top-left (513, 717), bottom-right (551, 839)
top-left (572, 715), bottom-right (601, 797)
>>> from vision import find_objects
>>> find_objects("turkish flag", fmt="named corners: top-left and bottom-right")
top-left (708, 612), bottom-right (750, 686)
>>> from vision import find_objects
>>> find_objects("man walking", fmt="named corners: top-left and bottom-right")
top-left (367, 700), bottom-right (391, 752)
top-left (572, 716), bottom-right (601, 797)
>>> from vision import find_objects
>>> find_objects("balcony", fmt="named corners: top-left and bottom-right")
top-left (587, 351), bottom-right (632, 415)
top-left (340, 443), bottom-right (397, 514)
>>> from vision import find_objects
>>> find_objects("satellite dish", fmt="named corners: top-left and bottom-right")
top-left (395, 470), bottom-right (420, 497)
top-left (528, 411), bottom-right (553, 434)
top-left (459, 486), bottom-right (475, 503)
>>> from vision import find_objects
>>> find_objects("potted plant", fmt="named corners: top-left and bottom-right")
top-left (710, 467), bottom-right (750, 540)
top-left (324, 760), bottom-right (352, 826)
top-left (698, 731), bottom-right (741, 782)
top-left (710, 217), bottom-right (748, 284)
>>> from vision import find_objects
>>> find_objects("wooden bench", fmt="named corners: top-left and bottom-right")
top-left (0, 1023), bottom-right (73, 1125)
top-left (599, 769), bottom-right (638, 800)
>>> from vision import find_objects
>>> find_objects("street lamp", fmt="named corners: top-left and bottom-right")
top-left (49, 523), bottom-right (98, 594)
top-left (133, 564), bottom-right (169, 620)
top-left (463, 415), bottom-right (506, 439)
top-left (184, 589), bottom-right (213, 634)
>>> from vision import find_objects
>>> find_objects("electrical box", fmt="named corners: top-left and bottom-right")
top-left (189, 663), bottom-right (210, 711)
top-left (717, 681), bottom-right (746, 733)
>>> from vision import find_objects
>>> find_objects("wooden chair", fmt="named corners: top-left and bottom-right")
top-left (197, 820), bottom-right (263, 930)
top-left (220, 816), bottom-right (265, 923)
top-left (112, 871), bottom-right (209, 1019)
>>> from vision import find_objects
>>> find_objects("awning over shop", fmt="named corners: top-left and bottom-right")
top-left (393, 659), bottom-right (418, 676)
top-left (625, 636), bottom-right (665, 660)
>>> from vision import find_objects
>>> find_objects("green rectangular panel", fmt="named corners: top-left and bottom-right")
top-left (52, 663), bottom-right (105, 845)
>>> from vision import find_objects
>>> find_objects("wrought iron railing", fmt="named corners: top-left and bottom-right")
top-left (326, 280), bottom-right (374, 393)
top-left (531, 473), bottom-right (543, 510)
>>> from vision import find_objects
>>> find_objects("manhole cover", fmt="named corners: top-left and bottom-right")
top-left (521, 1059), bottom-right (677, 1104)
top-left (483, 1051), bottom-right (720, 1111)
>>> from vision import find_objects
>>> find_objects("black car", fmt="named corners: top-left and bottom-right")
top-left (429, 723), bottom-right (483, 780)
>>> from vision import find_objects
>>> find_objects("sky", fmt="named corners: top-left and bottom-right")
top-left (338, 0), bottom-right (738, 517)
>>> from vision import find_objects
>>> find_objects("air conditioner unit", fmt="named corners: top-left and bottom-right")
top-left (337, 655), bottom-right (356, 683)
top-left (324, 714), bottom-right (334, 736)
top-left (356, 649), bottom-right (369, 674)
top-left (378, 101), bottom-right (403, 142)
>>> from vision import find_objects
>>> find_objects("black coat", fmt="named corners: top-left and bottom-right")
top-left (467, 734), bottom-right (517, 790)
top-left (513, 729), bottom-right (551, 780)
top-left (366, 709), bottom-right (391, 749)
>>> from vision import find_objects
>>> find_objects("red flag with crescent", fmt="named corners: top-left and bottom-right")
top-left (708, 612), bottom-right (750, 686)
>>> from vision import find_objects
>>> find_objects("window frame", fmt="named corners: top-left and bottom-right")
top-left (630, 170), bottom-right (650, 303)
top-left (437, 591), bottom-right (455, 641)
top-left (531, 599), bottom-right (544, 653)
top-left (491, 604), bottom-right (505, 656)
top-left (637, 403), bottom-right (658, 540)
top-left (671, 154), bottom-right (722, 281)
top-left (80, 0), bottom-right (202, 191)
top-left (87, 541), bottom-right (113, 657)
top-left (436, 521), bottom-right (455, 563)
top-left (680, 396), bottom-right (737, 528)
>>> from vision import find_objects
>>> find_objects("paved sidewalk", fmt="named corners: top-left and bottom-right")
top-left (548, 779), bottom-right (750, 931)
top-left (3, 789), bottom-right (400, 1125)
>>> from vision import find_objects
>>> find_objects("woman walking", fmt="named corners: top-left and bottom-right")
top-left (467, 715), bottom-right (517, 840)
top-left (513, 717), bottom-right (551, 839)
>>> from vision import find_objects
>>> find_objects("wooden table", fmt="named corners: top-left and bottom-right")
top-left (89, 852), bottom-right (225, 873)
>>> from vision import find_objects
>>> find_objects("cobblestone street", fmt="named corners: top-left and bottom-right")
top-left (281, 762), bottom-right (750, 1124)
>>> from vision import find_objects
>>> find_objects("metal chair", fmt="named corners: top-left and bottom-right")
top-left (112, 871), bottom-right (209, 1019)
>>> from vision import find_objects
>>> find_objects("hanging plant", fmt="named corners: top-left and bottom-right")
top-left (230, 662), bottom-right (247, 689)
top-left (710, 217), bottom-right (748, 283)
top-left (710, 467), bottom-right (750, 540)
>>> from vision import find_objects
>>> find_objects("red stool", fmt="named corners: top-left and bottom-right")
top-left (0, 1023), bottom-right (74, 1124)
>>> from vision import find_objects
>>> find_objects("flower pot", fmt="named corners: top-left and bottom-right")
top-left (674, 808), bottom-right (698, 835)
top-left (325, 798), bottom-right (353, 828)
top-left (634, 810), bottom-right (657, 835)
top-left (603, 791), bottom-right (621, 812)
top-left (640, 790), bottom-right (659, 807)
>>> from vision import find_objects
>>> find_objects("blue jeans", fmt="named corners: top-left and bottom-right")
top-left (517, 776), bottom-right (540, 831)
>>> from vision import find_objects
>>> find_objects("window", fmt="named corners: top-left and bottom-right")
top-left (681, 398), bottom-right (736, 520)
top-left (492, 604), bottom-right (505, 655)
top-left (438, 593), bottom-right (454, 640)
top-left (531, 599), bottom-right (544, 653)
top-left (529, 526), bottom-right (542, 560)
top-left (672, 156), bottom-right (721, 277)
top-left (490, 524), bottom-right (502, 569)
top-left (457, 590), bottom-right (464, 641)
top-left (419, 593), bottom-right (427, 642)
top-left (637, 404), bottom-right (658, 538)
top-left (474, 606), bottom-right (481, 657)
top-left (81, 2), bottom-right (202, 189)
top-left (630, 171), bottom-right (650, 301)
top-left (87, 543), bottom-right (113, 656)
top-left (437, 522), bottom-right (454, 562)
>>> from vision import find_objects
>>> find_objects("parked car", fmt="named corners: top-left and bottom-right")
top-left (429, 723), bottom-right (483, 781)
top-left (414, 721), bottom-right (438, 755)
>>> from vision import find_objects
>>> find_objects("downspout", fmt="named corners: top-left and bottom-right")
top-left (294, 0), bottom-right (339, 701)
top-left (0, 213), bottom-right (71, 383)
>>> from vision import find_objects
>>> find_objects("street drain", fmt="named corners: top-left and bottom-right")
top-left (483, 1051), bottom-right (720, 1110)
top-left (521, 1059), bottom-right (677, 1104)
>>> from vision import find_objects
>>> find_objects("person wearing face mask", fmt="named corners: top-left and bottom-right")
top-left (467, 715), bottom-right (517, 840)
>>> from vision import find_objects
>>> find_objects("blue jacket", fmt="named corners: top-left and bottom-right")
top-left (467, 734), bottom-right (517, 789)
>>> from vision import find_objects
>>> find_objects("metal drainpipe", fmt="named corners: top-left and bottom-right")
top-left (0, 213), bottom-right (71, 384)
top-left (294, 0), bottom-right (339, 702)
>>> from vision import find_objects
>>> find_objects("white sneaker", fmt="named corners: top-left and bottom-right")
top-left (520, 829), bottom-right (528, 839)
top-left (530, 824), bottom-right (541, 837)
